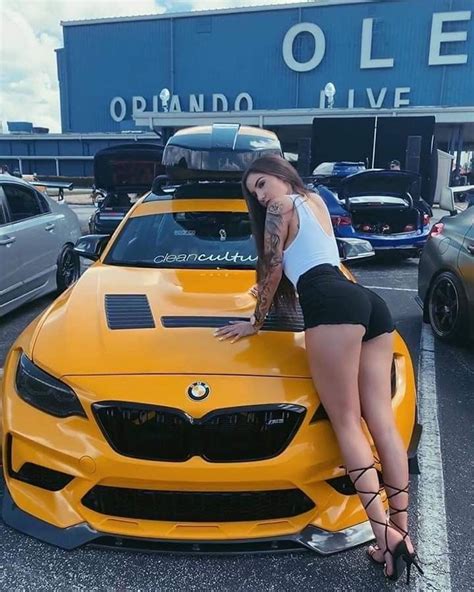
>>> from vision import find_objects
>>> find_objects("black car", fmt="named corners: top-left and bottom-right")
top-left (417, 189), bottom-right (474, 344)
top-left (89, 143), bottom-right (164, 234)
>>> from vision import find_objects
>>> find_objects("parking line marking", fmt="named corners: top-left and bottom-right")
top-left (364, 285), bottom-right (417, 292)
top-left (415, 324), bottom-right (451, 591)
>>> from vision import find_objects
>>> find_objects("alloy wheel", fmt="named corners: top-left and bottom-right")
top-left (429, 277), bottom-right (459, 337)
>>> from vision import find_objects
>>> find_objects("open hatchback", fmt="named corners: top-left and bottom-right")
top-left (339, 169), bottom-right (432, 256)
top-left (89, 143), bottom-right (164, 235)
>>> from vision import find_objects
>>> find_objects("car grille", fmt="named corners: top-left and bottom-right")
top-left (82, 486), bottom-right (315, 522)
top-left (93, 403), bottom-right (306, 462)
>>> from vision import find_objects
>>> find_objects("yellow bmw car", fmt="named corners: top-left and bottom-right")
top-left (1, 125), bottom-right (421, 553)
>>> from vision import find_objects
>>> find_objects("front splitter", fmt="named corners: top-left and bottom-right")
top-left (2, 486), bottom-right (375, 555)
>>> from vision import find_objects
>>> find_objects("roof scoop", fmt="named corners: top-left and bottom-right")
top-left (162, 124), bottom-right (282, 181)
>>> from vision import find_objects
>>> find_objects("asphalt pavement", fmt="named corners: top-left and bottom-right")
top-left (0, 207), bottom-right (472, 592)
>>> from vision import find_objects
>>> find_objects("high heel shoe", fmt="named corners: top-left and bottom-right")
top-left (366, 481), bottom-right (424, 582)
top-left (384, 537), bottom-right (423, 584)
top-left (384, 482), bottom-right (424, 582)
top-left (347, 465), bottom-right (423, 583)
top-left (374, 516), bottom-right (423, 583)
top-left (404, 552), bottom-right (424, 585)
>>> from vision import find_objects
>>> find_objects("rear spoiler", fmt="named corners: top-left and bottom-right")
top-left (30, 181), bottom-right (74, 190)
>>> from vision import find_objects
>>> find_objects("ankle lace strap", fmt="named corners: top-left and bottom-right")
top-left (384, 482), bottom-right (410, 539)
top-left (347, 464), bottom-right (384, 515)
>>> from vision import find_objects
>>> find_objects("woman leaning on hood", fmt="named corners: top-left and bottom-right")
top-left (215, 155), bottom-right (423, 583)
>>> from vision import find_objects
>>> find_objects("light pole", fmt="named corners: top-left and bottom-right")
top-left (324, 82), bottom-right (336, 109)
top-left (159, 88), bottom-right (171, 112)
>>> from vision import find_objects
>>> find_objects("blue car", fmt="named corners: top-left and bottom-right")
top-left (311, 161), bottom-right (366, 190)
top-left (314, 170), bottom-right (432, 257)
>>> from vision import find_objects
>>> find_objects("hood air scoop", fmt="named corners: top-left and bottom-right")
top-left (105, 294), bottom-right (155, 330)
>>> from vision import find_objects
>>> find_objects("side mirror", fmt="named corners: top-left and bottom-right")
top-left (439, 186), bottom-right (456, 215)
top-left (74, 234), bottom-right (110, 261)
top-left (152, 174), bottom-right (170, 194)
top-left (337, 238), bottom-right (375, 262)
top-left (91, 187), bottom-right (106, 207)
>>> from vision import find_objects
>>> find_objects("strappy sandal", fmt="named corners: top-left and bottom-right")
top-left (348, 466), bottom-right (423, 583)
top-left (384, 482), bottom-right (424, 578)
top-left (367, 482), bottom-right (420, 564)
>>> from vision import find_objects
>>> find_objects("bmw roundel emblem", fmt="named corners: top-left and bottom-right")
top-left (187, 381), bottom-right (211, 401)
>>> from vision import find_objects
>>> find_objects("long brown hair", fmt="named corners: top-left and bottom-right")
top-left (242, 155), bottom-right (310, 311)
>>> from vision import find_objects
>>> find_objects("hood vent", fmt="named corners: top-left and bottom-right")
top-left (161, 311), bottom-right (304, 333)
top-left (105, 294), bottom-right (155, 330)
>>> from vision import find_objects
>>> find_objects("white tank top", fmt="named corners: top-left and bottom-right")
top-left (282, 194), bottom-right (340, 287)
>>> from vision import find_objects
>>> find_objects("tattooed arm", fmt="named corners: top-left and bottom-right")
top-left (252, 200), bottom-right (289, 328)
top-left (214, 199), bottom-right (289, 342)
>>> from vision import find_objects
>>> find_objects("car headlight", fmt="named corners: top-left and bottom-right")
top-left (15, 354), bottom-right (86, 418)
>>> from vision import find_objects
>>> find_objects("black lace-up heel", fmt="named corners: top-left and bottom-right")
top-left (384, 482), bottom-right (424, 582)
top-left (347, 465), bottom-right (423, 583)
top-left (365, 480), bottom-right (425, 582)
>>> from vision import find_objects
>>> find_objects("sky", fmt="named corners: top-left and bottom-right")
top-left (0, 0), bottom-right (303, 133)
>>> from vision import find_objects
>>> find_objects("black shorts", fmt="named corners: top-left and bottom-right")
top-left (296, 264), bottom-right (395, 341)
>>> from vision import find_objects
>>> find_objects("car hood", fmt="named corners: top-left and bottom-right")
top-left (31, 266), bottom-right (310, 378)
top-left (339, 170), bottom-right (420, 199)
top-left (94, 144), bottom-right (164, 193)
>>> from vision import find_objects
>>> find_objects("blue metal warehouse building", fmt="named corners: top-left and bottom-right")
top-left (1, 0), bottom-right (473, 176)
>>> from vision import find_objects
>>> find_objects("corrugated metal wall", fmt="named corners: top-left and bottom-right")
top-left (59, 0), bottom-right (474, 133)
top-left (0, 136), bottom-right (160, 176)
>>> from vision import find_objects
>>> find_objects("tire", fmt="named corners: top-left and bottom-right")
top-left (56, 244), bottom-right (80, 293)
top-left (427, 271), bottom-right (470, 344)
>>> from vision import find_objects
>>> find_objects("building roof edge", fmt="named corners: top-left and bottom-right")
top-left (60, 0), bottom-right (377, 27)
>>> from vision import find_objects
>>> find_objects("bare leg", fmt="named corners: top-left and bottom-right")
top-left (358, 332), bottom-right (414, 559)
top-left (305, 324), bottom-right (403, 574)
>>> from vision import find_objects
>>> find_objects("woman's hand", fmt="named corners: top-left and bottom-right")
top-left (214, 321), bottom-right (258, 343)
top-left (248, 284), bottom-right (259, 298)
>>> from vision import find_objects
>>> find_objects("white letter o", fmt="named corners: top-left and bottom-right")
top-left (234, 93), bottom-right (253, 111)
top-left (282, 23), bottom-right (326, 72)
top-left (110, 97), bottom-right (126, 122)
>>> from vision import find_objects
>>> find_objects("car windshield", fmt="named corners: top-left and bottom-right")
top-left (333, 163), bottom-right (365, 176)
top-left (312, 162), bottom-right (365, 176)
top-left (105, 211), bottom-right (257, 269)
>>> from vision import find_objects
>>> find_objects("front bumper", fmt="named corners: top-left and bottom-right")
top-left (2, 486), bottom-right (375, 554)
top-left (3, 418), bottom-right (422, 554)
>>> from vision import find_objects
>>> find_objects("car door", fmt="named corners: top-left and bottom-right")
top-left (457, 211), bottom-right (474, 307)
top-left (1, 181), bottom-right (60, 298)
top-left (0, 190), bottom-right (21, 313)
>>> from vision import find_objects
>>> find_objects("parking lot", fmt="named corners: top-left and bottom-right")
top-left (0, 200), bottom-right (472, 592)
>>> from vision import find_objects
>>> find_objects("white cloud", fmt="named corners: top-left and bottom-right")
top-left (0, 0), bottom-right (303, 133)
top-left (0, 0), bottom-right (165, 132)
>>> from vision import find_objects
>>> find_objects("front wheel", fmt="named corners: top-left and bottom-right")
top-left (427, 271), bottom-right (470, 344)
top-left (56, 244), bottom-right (80, 293)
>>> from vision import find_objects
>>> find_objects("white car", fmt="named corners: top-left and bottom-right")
top-left (0, 174), bottom-right (82, 317)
